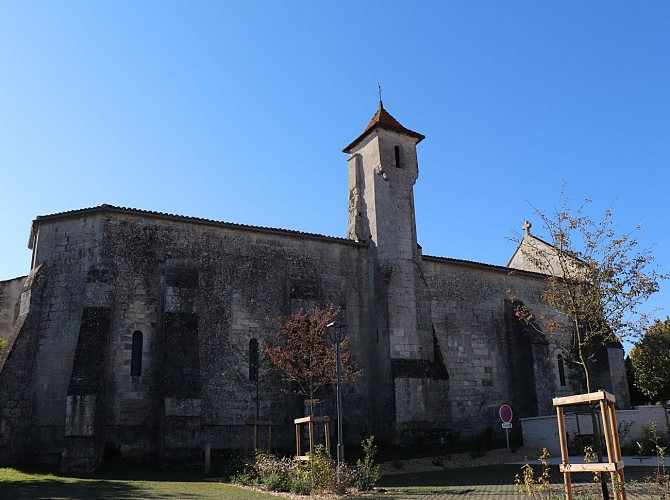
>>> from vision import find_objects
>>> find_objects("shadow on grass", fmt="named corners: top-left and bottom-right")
top-left (0, 466), bottom-right (276, 500)
top-left (0, 477), bottom-right (151, 500)
top-left (8, 462), bottom-right (206, 482)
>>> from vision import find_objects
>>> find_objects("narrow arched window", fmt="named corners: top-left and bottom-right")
top-left (249, 339), bottom-right (259, 381)
top-left (394, 145), bottom-right (401, 168)
top-left (557, 353), bottom-right (566, 386)
top-left (131, 330), bottom-right (143, 377)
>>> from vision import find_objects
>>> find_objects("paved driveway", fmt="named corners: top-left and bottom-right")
top-left (377, 464), bottom-right (667, 499)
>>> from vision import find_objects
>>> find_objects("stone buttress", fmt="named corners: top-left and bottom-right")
top-left (343, 102), bottom-right (450, 440)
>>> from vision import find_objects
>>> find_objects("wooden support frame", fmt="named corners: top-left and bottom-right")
top-left (553, 391), bottom-right (627, 500)
top-left (243, 419), bottom-right (273, 455)
top-left (294, 415), bottom-right (330, 461)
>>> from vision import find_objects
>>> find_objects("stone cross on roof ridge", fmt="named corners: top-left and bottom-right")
top-left (522, 220), bottom-right (532, 235)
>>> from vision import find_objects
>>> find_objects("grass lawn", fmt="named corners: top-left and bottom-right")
top-left (0, 467), bottom-right (278, 500)
top-left (1, 464), bottom-right (667, 499)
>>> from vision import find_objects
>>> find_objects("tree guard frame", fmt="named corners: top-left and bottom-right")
top-left (553, 391), bottom-right (626, 500)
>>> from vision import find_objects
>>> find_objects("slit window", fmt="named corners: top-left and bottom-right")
top-left (249, 338), bottom-right (259, 381)
top-left (557, 353), bottom-right (566, 386)
top-left (131, 330), bottom-right (143, 377)
top-left (394, 145), bottom-right (401, 168)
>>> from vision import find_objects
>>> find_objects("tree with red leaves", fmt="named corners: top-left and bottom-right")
top-left (262, 305), bottom-right (361, 415)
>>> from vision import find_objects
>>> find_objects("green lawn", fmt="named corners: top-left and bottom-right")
top-left (1, 465), bottom-right (667, 499)
top-left (0, 468), bottom-right (277, 500)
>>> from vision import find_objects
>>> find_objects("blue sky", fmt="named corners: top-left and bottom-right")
top-left (1, 2), bottom-right (669, 335)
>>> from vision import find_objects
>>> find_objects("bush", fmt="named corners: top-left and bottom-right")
top-left (263, 472), bottom-right (289, 492)
top-left (514, 448), bottom-right (558, 499)
top-left (218, 454), bottom-right (246, 481)
top-left (289, 475), bottom-right (311, 495)
top-left (254, 450), bottom-right (293, 492)
top-left (231, 443), bottom-right (367, 495)
top-left (295, 445), bottom-right (357, 494)
top-left (356, 436), bottom-right (381, 491)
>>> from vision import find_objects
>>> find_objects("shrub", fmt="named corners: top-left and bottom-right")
top-left (643, 421), bottom-right (670, 498)
top-left (263, 472), bottom-right (289, 492)
top-left (289, 475), bottom-right (311, 495)
top-left (232, 444), bottom-right (363, 495)
top-left (219, 454), bottom-right (246, 481)
top-left (356, 435), bottom-right (381, 491)
top-left (254, 450), bottom-right (292, 492)
top-left (514, 448), bottom-right (558, 499)
top-left (300, 445), bottom-right (356, 494)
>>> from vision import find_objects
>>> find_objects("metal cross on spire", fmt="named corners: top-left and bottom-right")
top-left (522, 220), bottom-right (532, 235)
top-left (377, 83), bottom-right (383, 106)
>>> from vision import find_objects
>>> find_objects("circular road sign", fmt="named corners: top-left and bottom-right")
top-left (499, 404), bottom-right (513, 423)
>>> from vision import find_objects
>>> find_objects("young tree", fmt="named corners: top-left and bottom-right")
top-left (630, 317), bottom-right (670, 402)
top-left (229, 336), bottom-right (271, 421)
top-left (262, 305), bottom-right (361, 415)
top-left (512, 190), bottom-right (664, 394)
top-left (625, 355), bottom-right (649, 405)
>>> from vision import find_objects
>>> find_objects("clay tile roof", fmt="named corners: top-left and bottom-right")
top-left (343, 101), bottom-right (425, 153)
top-left (28, 204), bottom-right (363, 249)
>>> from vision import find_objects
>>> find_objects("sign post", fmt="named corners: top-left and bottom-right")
top-left (499, 404), bottom-right (513, 452)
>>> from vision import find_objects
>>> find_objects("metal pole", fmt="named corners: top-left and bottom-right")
top-left (335, 328), bottom-right (344, 465)
top-left (327, 319), bottom-right (346, 466)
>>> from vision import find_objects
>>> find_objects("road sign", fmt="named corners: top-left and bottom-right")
top-left (499, 404), bottom-right (513, 423)
top-left (502, 422), bottom-right (512, 429)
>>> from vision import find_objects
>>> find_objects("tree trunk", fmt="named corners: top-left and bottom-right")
top-left (590, 405), bottom-right (609, 500)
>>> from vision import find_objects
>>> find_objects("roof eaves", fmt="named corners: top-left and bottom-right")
top-left (31, 204), bottom-right (364, 246)
top-left (423, 254), bottom-right (549, 279)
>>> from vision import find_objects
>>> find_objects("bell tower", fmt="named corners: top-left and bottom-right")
top-left (342, 100), bottom-right (425, 260)
top-left (344, 102), bottom-right (446, 438)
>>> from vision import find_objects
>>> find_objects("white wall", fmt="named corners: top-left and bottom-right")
top-left (521, 405), bottom-right (670, 455)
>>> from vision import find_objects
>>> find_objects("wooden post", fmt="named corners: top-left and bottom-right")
top-left (556, 406), bottom-right (573, 500)
top-left (553, 391), bottom-right (627, 499)
top-left (204, 442), bottom-right (211, 474)
top-left (243, 420), bottom-right (273, 455)
top-left (243, 424), bottom-right (248, 456)
top-left (308, 419), bottom-right (315, 456)
top-left (294, 416), bottom-right (331, 460)
top-left (296, 421), bottom-right (301, 457)
top-left (608, 403), bottom-right (627, 500)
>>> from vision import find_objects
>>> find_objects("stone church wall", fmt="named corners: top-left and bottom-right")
top-left (0, 276), bottom-right (26, 342)
top-left (422, 257), bottom-right (558, 442)
top-left (14, 209), bottom-right (379, 464)
top-left (0, 216), bottom-right (106, 464)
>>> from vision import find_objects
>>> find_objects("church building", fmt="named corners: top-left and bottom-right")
top-left (0, 102), bottom-right (630, 471)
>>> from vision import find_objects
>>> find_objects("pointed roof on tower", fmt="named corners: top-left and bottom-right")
top-left (343, 101), bottom-right (425, 153)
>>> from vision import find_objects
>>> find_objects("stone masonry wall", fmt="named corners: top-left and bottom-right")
top-left (0, 266), bottom-right (46, 464)
top-left (25, 218), bottom-right (105, 460)
top-left (422, 257), bottom-right (558, 443)
top-left (0, 276), bottom-right (25, 341)
top-left (96, 216), bottom-right (375, 456)
top-left (94, 210), bottom-right (376, 456)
